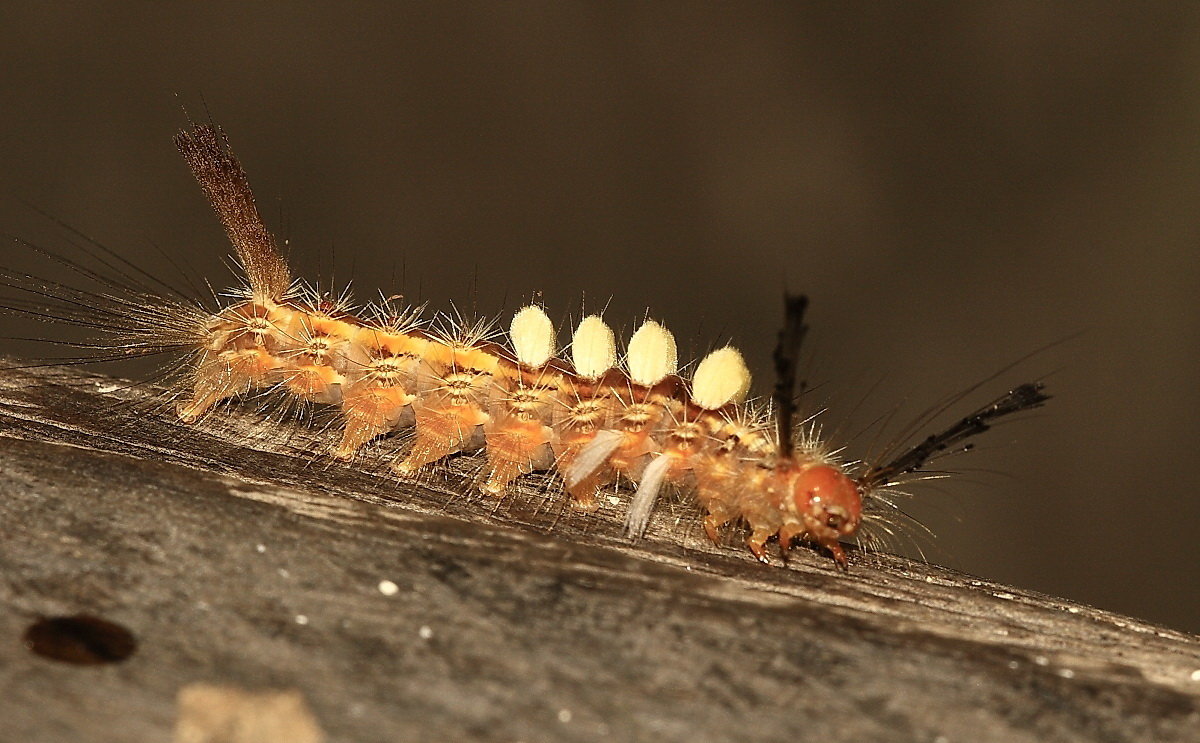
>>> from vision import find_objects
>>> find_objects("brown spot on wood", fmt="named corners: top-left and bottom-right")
top-left (23, 614), bottom-right (137, 665)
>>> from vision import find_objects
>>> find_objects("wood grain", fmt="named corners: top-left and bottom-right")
top-left (0, 361), bottom-right (1197, 742)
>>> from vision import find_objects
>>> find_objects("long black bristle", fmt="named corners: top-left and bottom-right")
top-left (863, 382), bottom-right (1050, 488)
top-left (771, 293), bottom-right (809, 460)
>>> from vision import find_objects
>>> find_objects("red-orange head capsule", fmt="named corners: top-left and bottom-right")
top-left (791, 464), bottom-right (862, 563)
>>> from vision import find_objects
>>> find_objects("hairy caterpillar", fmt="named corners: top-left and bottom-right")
top-left (2, 122), bottom-right (1049, 568)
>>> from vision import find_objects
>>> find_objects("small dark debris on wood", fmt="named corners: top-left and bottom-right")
top-left (0, 361), bottom-right (1197, 743)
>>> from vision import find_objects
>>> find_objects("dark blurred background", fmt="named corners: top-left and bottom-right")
top-left (2, 4), bottom-right (1198, 633)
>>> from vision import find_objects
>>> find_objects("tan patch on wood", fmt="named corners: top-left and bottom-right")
top-left (174, 684), bottom-right (324, 743)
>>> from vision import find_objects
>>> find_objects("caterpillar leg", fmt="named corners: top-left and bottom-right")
top-left (702, 508), bottom-right (735, 545)
top-left (394, 405), bottom-right (486, 475)
top-left (334, 386), bottom-right (414, 460)
top-left (826, 541), bottom-right (848, 569)
top-left (480, 419), bottom-right (553, 496)
top-left (178, 348), bottom-right (278, 423)
top-left (746, 528), bottom-right (776, 563)
top-left (778, 523), bottom-right (800, 555)
top-left (563, 473), bottom-right (605, 512)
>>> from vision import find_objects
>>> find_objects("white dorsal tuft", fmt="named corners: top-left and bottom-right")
top-left (571, 315), bottom-right (616, 380)
top-left (626, 319), bottom-right (677, 386)
top-left (510, 305), bottom-right (556, 368)
top-left (690, 346), bottom-right (752, 409)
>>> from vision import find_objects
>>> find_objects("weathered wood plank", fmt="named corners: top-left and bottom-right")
top-left (0, 361), bottom-right (1197, 742)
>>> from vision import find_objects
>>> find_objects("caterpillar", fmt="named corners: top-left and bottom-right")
top-left (2, 122), bottom-right (1049, 569)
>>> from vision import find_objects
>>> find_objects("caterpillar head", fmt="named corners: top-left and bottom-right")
top-left (790, 464), bottom-right (862, 566)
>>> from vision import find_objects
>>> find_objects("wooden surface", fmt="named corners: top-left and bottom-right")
top-left (0, 361), bottom-right (1198, 743)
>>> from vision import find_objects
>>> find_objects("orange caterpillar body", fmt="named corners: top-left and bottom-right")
top-left (171, 123), bottom-right (864, 564)
top-left (182, 290), bottom-right (861, 562)
top-left (6, 123), bottom-right (1049, 569)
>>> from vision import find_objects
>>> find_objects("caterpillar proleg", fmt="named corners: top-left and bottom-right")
top-left (2, 122), bottom-right (1050, 568)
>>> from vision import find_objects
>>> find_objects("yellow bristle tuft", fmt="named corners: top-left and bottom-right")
top-left (626, 319), bottom-right (677, 386)
top-left (691, 347), bottom-right (752, 409)
top-left (510, 305), bottom-right (556, 368)
top-left (571, 315), bottom-right (616, 380)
